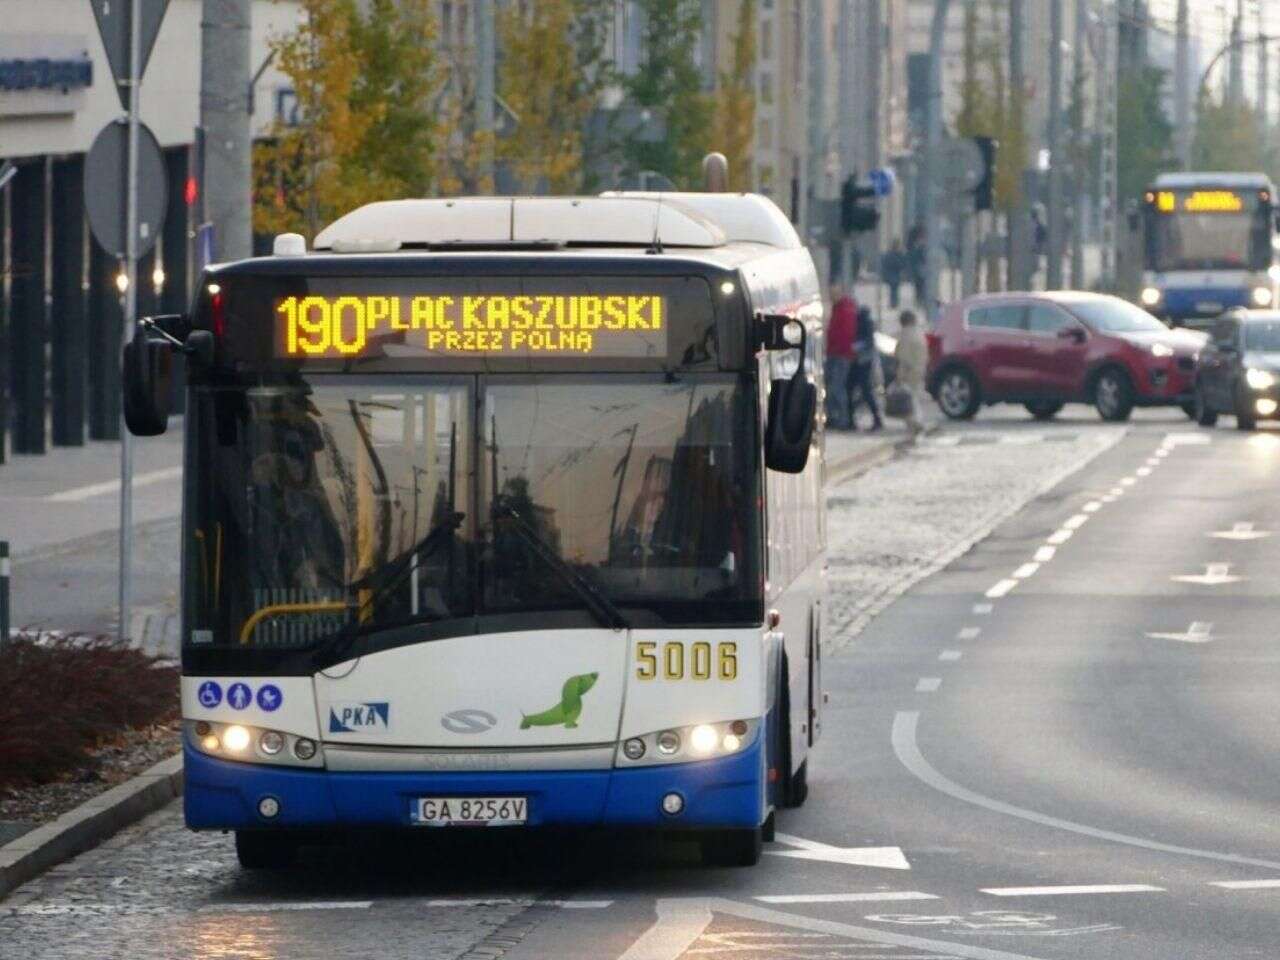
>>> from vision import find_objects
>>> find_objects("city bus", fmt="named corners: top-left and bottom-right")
top-left (1140, 172), bottom-right (1280, 323)
top-left (122, 193), bottom-right (826, 870)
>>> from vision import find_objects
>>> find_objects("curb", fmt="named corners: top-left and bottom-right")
top-left (826, 430), bottom-right (929, 486)
top-left (0, 753), bottom-right (182, 901)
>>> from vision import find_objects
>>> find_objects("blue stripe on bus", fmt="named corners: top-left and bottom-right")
top-left (183, 733), bottom-right (765, 831)
top-left (1160, 286), bottom-right (1251, 316)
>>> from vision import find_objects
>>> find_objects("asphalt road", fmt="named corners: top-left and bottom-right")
top-left (6, 411), bottom-right (1280, 959)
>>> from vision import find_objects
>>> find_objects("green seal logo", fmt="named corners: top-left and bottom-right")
top-left (519, 672), bottom-right (599, 729)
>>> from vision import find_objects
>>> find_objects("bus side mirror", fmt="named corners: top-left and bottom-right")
top-left (122, 324), bottom-right (174, 436)
top-left (759, 314), bottom-right (815, 473)
top-left (765, 376), bottom-right (816, 473)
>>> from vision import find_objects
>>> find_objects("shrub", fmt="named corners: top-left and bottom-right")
top-left (0, 633), bottom-right (179, 790)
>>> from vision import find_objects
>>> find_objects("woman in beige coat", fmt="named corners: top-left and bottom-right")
top-left (894, 310), bottom-right (930, 438)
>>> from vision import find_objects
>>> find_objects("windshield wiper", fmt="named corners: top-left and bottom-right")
top-left (492, 501), bottom-right (629, 631)
top-left (309, 511), bottom-right (465, 668)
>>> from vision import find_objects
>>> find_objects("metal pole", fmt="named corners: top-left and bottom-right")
top-left (1008, 0), bottom-right (1029, 290)
top-left (1098, 1), bottom-right (1118, 285)
top-left (922, 0), bottom-right (953, 320)
top-left (0, 540), bottom-right (9, 645)
top-left (1174, 0), bottom-right (1190, 168)
top-left (1046, 0), bottom-right (1064, 289)
top-left (1259, 14), bottom-right (1270, 154)
top-left (119, 0), bottom-right (141, 644)
top-left (200, 0), bottom-right (252, 258)
top-left (476, 0), bottom-right (495, 192)
top-left (1071, 0), bottom-right (1087, 287)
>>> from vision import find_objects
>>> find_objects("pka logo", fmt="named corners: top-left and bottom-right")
top-left (328, 701), bottom-right (390, 734)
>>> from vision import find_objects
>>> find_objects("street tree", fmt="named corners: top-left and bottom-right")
top-left (253, 0), bottom-right (439, 238)
top-left (497, 0), bottom-right (611, 194)
top-left (1116, 66), bottom-right (1174, 205)
top-left (620, 0), bottom-right (712, 187)
top-left (1191, 92), bottom-right (1265, 173)
top-left (710, 0), bottom-right (757, 191)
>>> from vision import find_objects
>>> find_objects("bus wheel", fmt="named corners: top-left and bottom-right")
top-left (235, 830), bottom-right (299, 870)
top-left (702, 827), bottom-right (763, 867)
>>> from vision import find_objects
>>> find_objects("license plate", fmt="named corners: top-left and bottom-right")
top-left (1196, 301), bottom-right (1223, 314)
top-left (412, 796), bottom-right (527, 827)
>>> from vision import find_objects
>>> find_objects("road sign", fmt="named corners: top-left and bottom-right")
top-left (934, 138), bottom-right (986, 197)
top-left (91, 0), bottom-right (170, 110)
top-left (868, 167), bottom-right (896, 198)
top-left (84, 119), bottom-right (168, 259)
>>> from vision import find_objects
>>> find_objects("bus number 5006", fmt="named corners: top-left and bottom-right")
top-left (635, 641), bottom-right (737, 681)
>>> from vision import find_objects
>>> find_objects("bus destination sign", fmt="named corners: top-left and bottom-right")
top-left (276, 293), bottom-right (668, 359)
top-left (1154, 190), bottom-right (1246, 214)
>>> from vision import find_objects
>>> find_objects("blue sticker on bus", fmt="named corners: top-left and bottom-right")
top-left (196, 681), bottom-right (222, 709)
top-left (226, 682), bottom-right (253, 711)
top-left (256, 684), bottom-right (283, 712)
top-left (329, 702), bottom-right (390, 733)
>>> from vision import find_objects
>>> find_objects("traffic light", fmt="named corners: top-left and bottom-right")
top-left (840, 175), bottom-right (879, 234)
top-left (972, 136), bottom-right (997, 211)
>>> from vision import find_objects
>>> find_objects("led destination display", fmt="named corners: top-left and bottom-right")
top-left (276, 293), bottom-right (668, 359)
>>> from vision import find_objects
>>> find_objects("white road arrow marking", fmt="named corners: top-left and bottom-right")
top-left (771, 832), bottom-right (911, 870)
top-left (1146, 621), bottom-right (1214, 643)
top-left (1172, 563), bottom-right (1242, 585)
top-left (1209, 522), bottom-right (1272, 541)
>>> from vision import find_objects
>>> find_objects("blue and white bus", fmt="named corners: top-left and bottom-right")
top-left (123, 193), bottom-right (826, 869)
top-left (1140, 172), bottom-right (1280, 323)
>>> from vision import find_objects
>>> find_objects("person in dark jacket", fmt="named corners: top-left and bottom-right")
top-left (881, 240), bottom-right (905, 309)
top-left (846, 306), bottom-right (883, 431)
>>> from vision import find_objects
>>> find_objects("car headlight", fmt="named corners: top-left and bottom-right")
top-left (1253, 287), bottom-right (1274, 306)
top-left (1269, 265), bottom-right (1280, 283)
top-left (1150, 342), bottom-right (1174, 358)
top-left (1246, 367), bottom-right (1276, 390)
top-left (616, 719), bottom-right (757, 767)
top-left (1140, 287), bottom-right (1162, 306)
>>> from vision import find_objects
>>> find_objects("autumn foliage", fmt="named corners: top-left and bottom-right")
top-left (0, 634), bottom-right (179, 790)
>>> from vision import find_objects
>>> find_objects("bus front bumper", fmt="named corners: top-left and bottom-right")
top-left (183, 738), bottom-right (765, 832)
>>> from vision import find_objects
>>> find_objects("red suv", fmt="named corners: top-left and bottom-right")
top-left (927, 292), bottom-right (1205, 421)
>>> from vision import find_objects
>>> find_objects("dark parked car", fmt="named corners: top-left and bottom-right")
top-left (1191, 310), bottom-right (1280, 430)
top-left (927, 292), bottom-right (1205, 422)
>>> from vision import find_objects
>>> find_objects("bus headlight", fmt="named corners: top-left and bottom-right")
top-left (1246, 367), bottom-right (1276, 390)
top-left (185, 720), bottom-right (322, 767)
top-left (1253, 287), bottom-right (1274, 306)
top-left (1140, 287), bottom-right (1162, 306)
top-left (222, 725), bottom-right (251, 752)
top-left (689, 724), bottom-right (718, 755)
top-left (616, 719), bottom-right (759, 767)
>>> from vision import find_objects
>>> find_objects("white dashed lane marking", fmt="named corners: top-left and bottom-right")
top-left (1046, 529), bottom-right (1073, 545)
top-left (1082, 501), bottom-right (1101, 512)
top-left (1209, 880), bottom-right (1280, 890)
top-left (1033, 546), bottom-right (1056, 562)
top-left (916, 677), bottom-right (942, 693)
top-left (939, 650), bottom-right (963, 661)
top-left (957, 626), bottom-right (982, 639)
top-left (1062, 514), bottom-right (1089, 530)
top-left (972, 604), bottom-right (992, 616)
top-left (755, 892), bottom-right (940, 904)
top-left (1013, 562), bottom-right (1040, 579)
top-left (981, 885), bottom-right (1165, 897)
top-left (985, 579), bottom-right (1018, 599)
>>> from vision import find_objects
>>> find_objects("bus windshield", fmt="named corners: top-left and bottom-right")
top-left (182, 374), bottom-right (760, 656)
top-left (1147, 191), bottom-right (1272, 272)
top-left (1244, 320), bottom-right (1280, 351)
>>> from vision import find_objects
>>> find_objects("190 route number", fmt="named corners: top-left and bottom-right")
top-left (413, 796), bottom-right (528, 826)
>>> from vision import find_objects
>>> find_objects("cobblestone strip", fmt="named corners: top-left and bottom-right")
top-left (824, 428), bottom-right (1127, 654)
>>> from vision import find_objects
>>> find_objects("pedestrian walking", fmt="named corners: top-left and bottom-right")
top-left (823, 287), bottom-right (857, 430)
top-left (892, 309), bottom-right (930, 440)
top-left (847, 306), bottom-right (883, 432)
top-left (906, 225), bottom-right (926, 306)
top-left (881, 240), bottom-right (905, 309)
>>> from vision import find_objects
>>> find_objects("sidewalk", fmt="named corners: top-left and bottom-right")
top-left (2, 431), bottom-right (184, 651)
